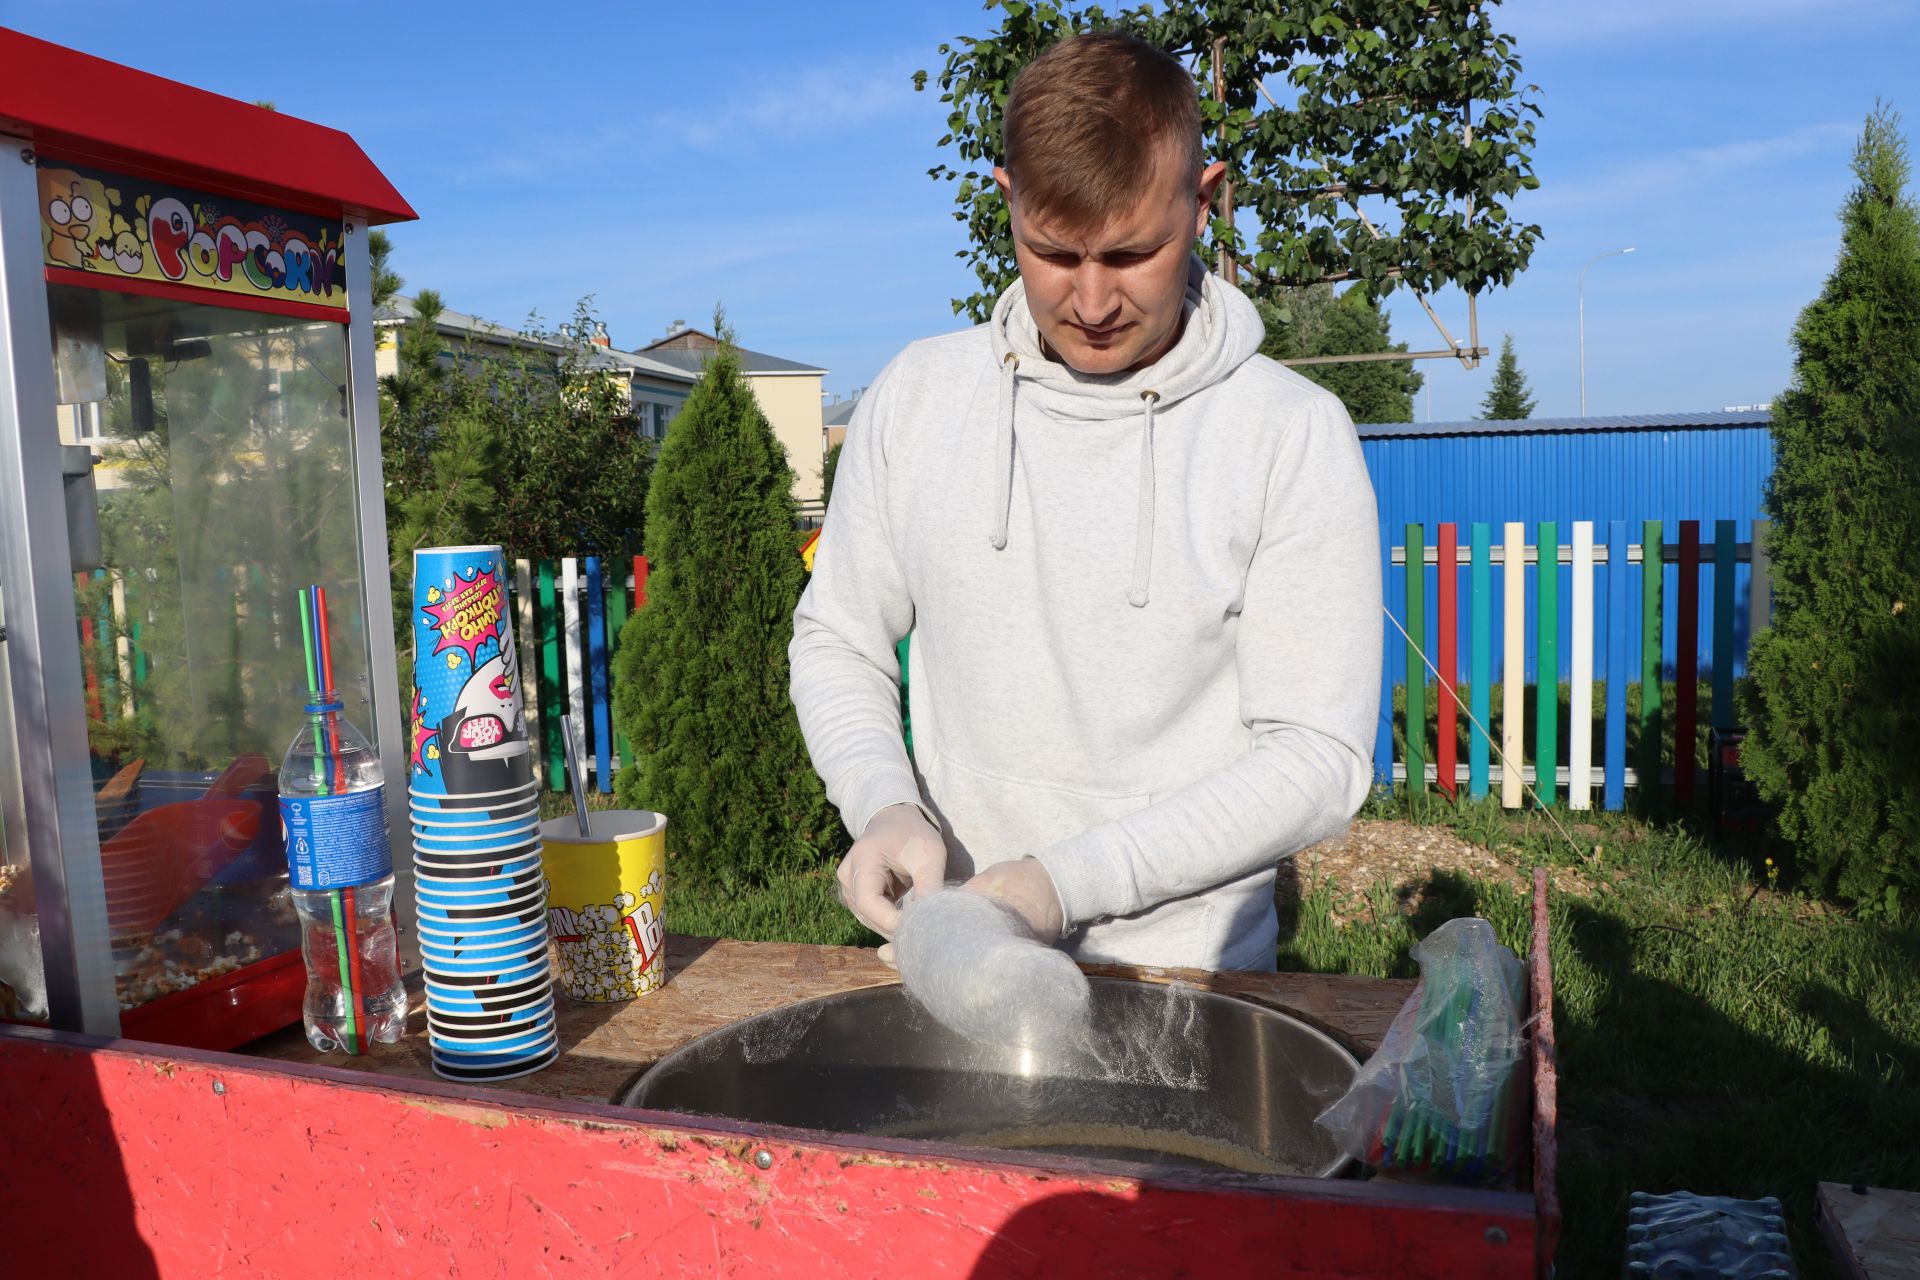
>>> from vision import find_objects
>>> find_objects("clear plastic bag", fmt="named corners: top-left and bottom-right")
top-left (1313, 917), bottom-right (1529, 1186)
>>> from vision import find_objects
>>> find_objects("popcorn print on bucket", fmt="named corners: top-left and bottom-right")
top-left (547, 871), bottom-right (665, 1002)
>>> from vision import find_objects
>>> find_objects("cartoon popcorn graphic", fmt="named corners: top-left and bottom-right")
top-left (547, 870), bottom-right (665, 1002)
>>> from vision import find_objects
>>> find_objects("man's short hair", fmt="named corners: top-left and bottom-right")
top-left (1002, 32), bottom-right (1204, 230)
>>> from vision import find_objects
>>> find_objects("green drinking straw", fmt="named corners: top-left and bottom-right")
top-left (297, 588), bottom-right (358, 1055)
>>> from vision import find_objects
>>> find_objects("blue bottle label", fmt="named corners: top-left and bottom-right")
top-left (280, 789), bottom-right (393, 890)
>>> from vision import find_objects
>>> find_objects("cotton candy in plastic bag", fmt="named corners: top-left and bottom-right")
top-left (1313, 917), bottom-right (1528, 1186)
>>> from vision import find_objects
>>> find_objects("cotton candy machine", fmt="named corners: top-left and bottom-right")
top-left (622, 977), bottom-right (1360, 1178)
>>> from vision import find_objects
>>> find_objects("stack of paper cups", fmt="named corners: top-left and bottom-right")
top-left (409, 545), bottom-right (556, 1082)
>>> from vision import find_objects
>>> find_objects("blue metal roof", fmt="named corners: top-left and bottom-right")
top-left (1356, 409), bottom-right (1771, 439)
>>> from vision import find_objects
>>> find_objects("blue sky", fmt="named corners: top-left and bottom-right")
top-left (8, 1), bottom-right (1916, 421)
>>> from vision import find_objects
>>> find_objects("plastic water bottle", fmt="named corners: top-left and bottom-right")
top-left (278, 690), bottom-right (407, 1052)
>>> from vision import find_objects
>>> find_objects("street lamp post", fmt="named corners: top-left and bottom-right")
top-left (1579, 246), bottom-right (1636, 416)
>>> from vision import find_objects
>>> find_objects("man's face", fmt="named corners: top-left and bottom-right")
top-left (995, 149), bottom-right (1226, 375)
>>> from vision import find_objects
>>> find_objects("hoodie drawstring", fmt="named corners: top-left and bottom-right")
top-left (1128, 391), bottom-right (1159, 608)
top-left (990, 351), bottom-right (1018, 550)
top-left (990, 362), bottom-right (1160, 609)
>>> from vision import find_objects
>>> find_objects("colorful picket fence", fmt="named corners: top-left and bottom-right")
top-left (74, 568), bottom-right (141, 726)
top-left (78, 526), bottom-right (1772, 813)
top-left (511, 556), bottom-right (649, 794)
top-left (1378, 518), bottom-right (1772, 811)
top-left (73, 557), bottom-right (648, 795)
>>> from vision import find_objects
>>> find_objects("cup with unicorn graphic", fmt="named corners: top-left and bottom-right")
top-left (409, 546), bottom-right (532, 798)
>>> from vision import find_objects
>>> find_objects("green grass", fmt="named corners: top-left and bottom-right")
top-left (667, 865), bottom-right (877, 946)
top-left (540, 786), bottom-right (1919, 1277)
top-left (1327, 790), bottom-right (1920, 1280)
top-left (539, 788), bottom-right (877, 946)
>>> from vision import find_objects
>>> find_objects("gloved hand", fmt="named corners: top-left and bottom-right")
top-left (893, 888), bottom-right (1090, 1049)
top-left (960, 857), bottom-right (1065, 944)
top-left (836, 804), bottom-right (948, 942)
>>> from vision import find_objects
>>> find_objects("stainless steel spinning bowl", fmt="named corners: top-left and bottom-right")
top-left (622, 978), bottom-right (1360, 1178)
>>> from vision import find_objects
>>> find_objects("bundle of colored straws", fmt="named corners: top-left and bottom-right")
top-left (296, 583), bottom-right (371, 1055)
top-left (1315, 917), bottom-right (1528, 1187)
top-left (1367, 962), bottom-right (1528, 1183)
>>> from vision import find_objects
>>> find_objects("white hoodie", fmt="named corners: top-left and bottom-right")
top-left (790, 260), bottom-right (1382, 971)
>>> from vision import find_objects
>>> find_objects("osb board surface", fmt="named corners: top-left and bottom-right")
top-left (1820, 1182), bottom-right (1920, 1280)
top-left (244, 935), bottom-right (1413, 1106)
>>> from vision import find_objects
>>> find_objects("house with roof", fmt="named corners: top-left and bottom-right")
top-left (373, 297), bottom-right (698, 445)
top-left (822, 389), bottom-right (862, 455)
top-left (374, 303), bottom-right (832, 509)
top-left (637, 322), bottom-right (830, 507)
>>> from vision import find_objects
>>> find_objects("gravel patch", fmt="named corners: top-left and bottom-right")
top-left (1285, 819), bottom-right (1597, 924)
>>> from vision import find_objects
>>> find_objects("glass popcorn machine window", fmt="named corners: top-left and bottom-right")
top-left (50, 286), bottom-right (376, 1027)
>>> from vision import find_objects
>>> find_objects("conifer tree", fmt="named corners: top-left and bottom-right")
top-left (821, 440), bottom-right (844, 509)
top-left (1258, 285), bottom-right (1423, 423)
top-left (1477, 333), bottom-right (1537, 420)
top-left (613, 318), bottom-right (842, 886)
top-left (368, 229), bottom-right (403, 314)
top-left (1739, 105), bottom-right (1920, 912)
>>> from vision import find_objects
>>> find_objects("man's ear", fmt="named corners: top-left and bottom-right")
top-left (1195, 160), bottom-right (1228, 235)
top-left (993, 166), bottom-right (1014, 205)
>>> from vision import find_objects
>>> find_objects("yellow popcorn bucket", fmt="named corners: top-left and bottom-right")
top-left (539, 811), bottom-right (668, 1002)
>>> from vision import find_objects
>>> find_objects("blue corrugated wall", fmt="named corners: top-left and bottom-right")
top-left (1359, 425), bottom-right (1776, 685)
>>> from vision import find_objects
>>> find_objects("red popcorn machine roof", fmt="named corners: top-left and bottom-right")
top-left (0, 28), bottom-right (416, 225)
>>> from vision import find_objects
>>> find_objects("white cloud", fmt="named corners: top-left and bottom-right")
top-left (1528, 120), bottom-right (1858, 214)
top-left (662, 59), bottom-right (923, 150)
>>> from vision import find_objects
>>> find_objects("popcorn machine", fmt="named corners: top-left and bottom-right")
top-left (0, 31), bottom-right (415, 1045)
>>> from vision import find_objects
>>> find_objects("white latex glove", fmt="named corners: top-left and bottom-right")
top-left (960, 857), bottom-right (1066, 943)
top-left (836, 804), bottom-right (948, 942)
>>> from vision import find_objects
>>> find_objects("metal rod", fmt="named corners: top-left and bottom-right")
top-left (1282, 347), bottom-right (1488, 367)
top-left (1212, 36), bottom-right (1236, 286)
top-left (561, 714), bottom-right (591, 838)
top-left (1381, 602), bottom-right (1589, 861)
top-left (1390, 542), bottom-right (1754, 565)
top-left (1252, 73), bottom-right (1481, 371)
top-left (1578, 248), bottom-right (1636, 415)
top-left (1463, 96), bottom-right (1479, 368)
top-left (1246, 53), bottom-right (1504, 382)
top-left (342, 214), bottom-right (415, 951)
top-left (1344, 188), bottom-right (1475, 371)
top-left (0, 134), bottom-right (120, 1033)
top-left (1410, 289), bottom-right (1474, 370)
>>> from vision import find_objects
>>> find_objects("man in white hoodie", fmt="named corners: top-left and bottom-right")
top-left (790, 32), bottom-right (1382, 972)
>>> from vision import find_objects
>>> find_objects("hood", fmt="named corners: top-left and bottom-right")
top-left (982, 256), bottom-right (1267, 606)
top-left (987, 255), bottom-right (1266, 419)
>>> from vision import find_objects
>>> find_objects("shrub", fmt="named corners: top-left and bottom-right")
top-left (1740, 105), bottom-right (1920, 913)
